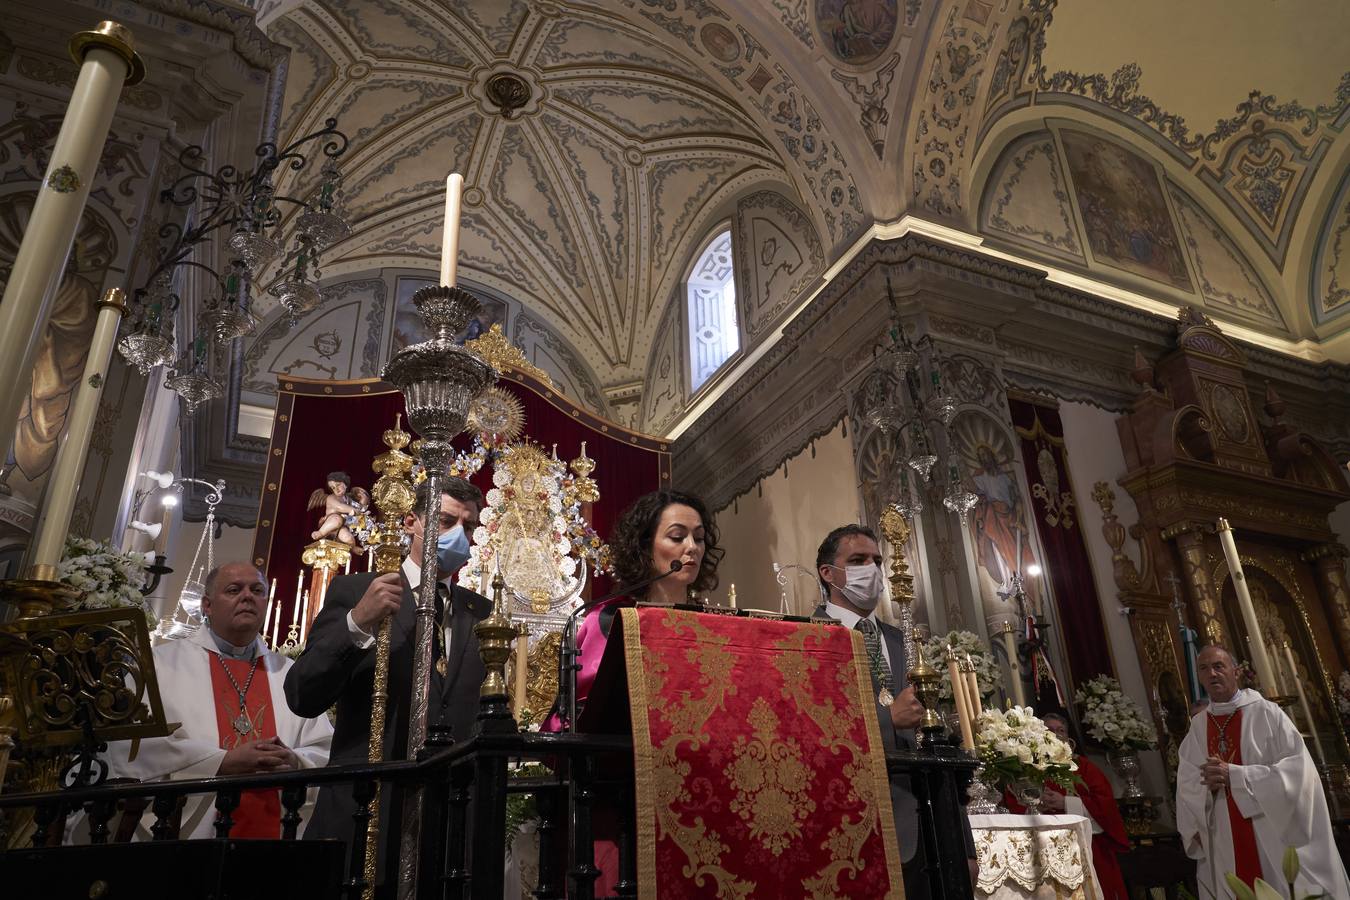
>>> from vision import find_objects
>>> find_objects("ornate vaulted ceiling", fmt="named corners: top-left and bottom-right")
top-left (251, 0), bottom-right (1350, 428)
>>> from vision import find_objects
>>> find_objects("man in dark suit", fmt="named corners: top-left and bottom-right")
top-left (813, 523), bottom-right (976, 900)
top-left (284, 478), bottom-right (490, 890)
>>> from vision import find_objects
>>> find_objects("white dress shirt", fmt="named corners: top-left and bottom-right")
top-left (823, 600), bottom-right (893, 674)
top-left (346, 556), bottom-right (453, 659)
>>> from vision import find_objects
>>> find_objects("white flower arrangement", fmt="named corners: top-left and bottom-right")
top-left (975, 705), bottom-right (1078, 791)
top-left (921, 630), bottom-right (1000, 704)
top-left (57, 535), bottom-right (157, 628)
top-left (1078, 675), bottom-right (1157, 753)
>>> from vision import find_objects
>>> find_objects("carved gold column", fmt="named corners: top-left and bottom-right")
top-left (1166, 524), bottom-right (1229, 647)
top-left (1303, 543), bottom-right (1350, 667)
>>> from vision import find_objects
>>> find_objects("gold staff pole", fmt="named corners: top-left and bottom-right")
top-left (361, 417), bottom-right (417, 900)
top-left (0, 22), bottom-right (144, 459)
top-left (24, 289), bottom-right (128, 577)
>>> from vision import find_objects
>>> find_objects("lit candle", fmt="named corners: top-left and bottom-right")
top-left (1283, 641), bottom-right (1326, 765)
top-left (292, 572), bottom-right (304, 625)
top-left (271, 606), bottom-right (281, 649)
top-left (262, 578), bottom-right (276, 635)
top-left (1216, 519), bottom-right (1277, 693)
top-left (439, 173), bottom-right (464, 286)
top-left (157, 495), bottom-right (176, 555)
top-left (947, 647), bottom-right (975, 751)
top-left (300, 590), bottom-right (311, 642)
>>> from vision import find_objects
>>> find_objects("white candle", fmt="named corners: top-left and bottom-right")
top-left (1216, 519), bottom-right (1277, 693)
top-left (345, 557), bottom-right (351, 575)
top-left (1282, 641), bottom-right (1326, 765)
top-left (292, 572), bottom-right (304, 625)
top-left (439, 173), bottom-right (464, 286)
top-left (262, 578), bottom-right (276, 635)
top-left (271, 605), bottom-right (280, 648)
top-left (300, 590), bottom-right (311, 642)
top-left (948, 648), bottom-right (975, 751)
top-left (156, 495), bottom-right (176, 556)
top-left (368, 550), bottom-right (375, 573)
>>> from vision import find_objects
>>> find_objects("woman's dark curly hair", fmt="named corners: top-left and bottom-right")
top-left (609, 490), bottom-right (723, 597)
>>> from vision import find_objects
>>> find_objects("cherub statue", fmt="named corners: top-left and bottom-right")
top-left (307, 471), bottom-right (363, 545)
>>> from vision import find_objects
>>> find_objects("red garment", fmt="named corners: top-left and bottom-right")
top-left (1208, 710), bottom-right (1263, 889)
top-left (208, 655), bottom-right (281, 838)
top-left (1002, 756), bottom-right (1129, 900)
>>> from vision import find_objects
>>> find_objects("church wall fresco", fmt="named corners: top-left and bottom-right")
top-left (978, 130), bottom-right (1083, 262)
top-left (1313, 170), bottom-right (1350, 321)
top-left (734, 188), bottom-right (826, 340)
top-left (1059, 129), bottom-right (1193, 292)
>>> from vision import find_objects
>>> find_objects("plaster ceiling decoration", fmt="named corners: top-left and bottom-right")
top-left (257, 0), bottom-right (817, 389)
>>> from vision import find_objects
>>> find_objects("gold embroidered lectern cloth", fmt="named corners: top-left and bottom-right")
top-left (617, 607), bottom-right (904, 898)
top-left (970, 813), bottom-right (1102, 899)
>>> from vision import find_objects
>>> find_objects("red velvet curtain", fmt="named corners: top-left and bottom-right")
top-left (252, 373), bottom-right (669, 627)
top-left (1007, 396), bottom-right (1114, 686)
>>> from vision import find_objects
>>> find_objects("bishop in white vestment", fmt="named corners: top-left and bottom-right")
top-left (104, 562), bottom-right (333, 839)
top-left (1176, 646), bottom-right (1350, 899)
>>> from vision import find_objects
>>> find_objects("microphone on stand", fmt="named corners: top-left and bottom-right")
top-left (558, 559), bottom-right (685, 733)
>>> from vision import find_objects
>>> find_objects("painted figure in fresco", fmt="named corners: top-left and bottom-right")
top-left (970, 442), bottom-right (1031, 590)
top-left (818, 0), bottom-right (897, 64)
top-left (307, 471), bottom-right (363, 545)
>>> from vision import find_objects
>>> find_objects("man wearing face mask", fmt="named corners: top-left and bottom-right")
top-left (284, 478), bottom-right (490, 893)
top-left (814, 524), bottom-right (976, 900)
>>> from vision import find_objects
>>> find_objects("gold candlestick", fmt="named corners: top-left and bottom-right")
top-left (906, 628), bottom-right (945, 742)
top-left (474, 571), bottom-right (520, 731)
top-left (360, 415), bottom-right (416, 900)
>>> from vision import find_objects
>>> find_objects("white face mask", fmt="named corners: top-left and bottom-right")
top-left (830, 563), bottom-right (884, 611)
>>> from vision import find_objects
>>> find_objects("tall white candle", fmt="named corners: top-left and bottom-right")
top-left (299, 590), bottom-right (311, 642)
top-left (439, 173), bottom-right (464, 286)
top-left (1216, 518), bottom-right (1277, 693)
top-left (262, 578), bottom-right (276, 635)
top-left (1283, 641), bottom-right (1326, 766)
top-left (345, 557), bottom-right (351, 576)
top-left (292, 572), bottom-right (304, 625)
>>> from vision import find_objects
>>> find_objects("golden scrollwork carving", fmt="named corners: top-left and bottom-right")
top-left (725, 698), bottom-right (815, 856)
top-left (300, 538), bottom-right (352, 573)
top-left (463, 323), bottom-right (554, 387)
top-left (1090, 482), bottom-right (1142, 591)
top-left (1172, 531), bottom-right (1227, 646)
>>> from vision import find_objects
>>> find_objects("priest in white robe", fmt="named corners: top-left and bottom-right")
top-left (103, 561), bottom-right (333, 839)
top-left (1176, 645), bottom-right (1350, 898)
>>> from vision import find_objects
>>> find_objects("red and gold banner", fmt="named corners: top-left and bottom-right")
top-left (618, 607), bottom-right (903, 898)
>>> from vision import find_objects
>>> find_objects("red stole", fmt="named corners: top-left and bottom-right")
top-left (208, 655), bottom-right (281, 838)
top-left (1207, 710), bottom-right (1262, 888)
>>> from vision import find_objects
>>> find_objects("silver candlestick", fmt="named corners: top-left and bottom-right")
top-left (382, 284), bottom-right (496, 899)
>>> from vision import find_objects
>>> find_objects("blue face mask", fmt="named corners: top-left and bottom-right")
top-left (437, 523), bottom-right (470, 575)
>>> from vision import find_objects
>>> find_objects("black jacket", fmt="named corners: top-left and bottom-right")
top-left (285, 570), bottom-right (491, 857)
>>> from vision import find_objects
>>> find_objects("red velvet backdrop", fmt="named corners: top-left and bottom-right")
top-left (1008, 396), bottom-right (1114, 687)
top-left (252, 372), bottom-right (670, 629)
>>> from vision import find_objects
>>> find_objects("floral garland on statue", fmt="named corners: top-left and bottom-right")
top-left (1078, 675), bottom-right (1157, 753)
top-left (57, 535), bottom-right (157, 628)
top-left (975, 705), bottom-right (1078, 792)
top-left (459, 441), bottom-right (611, 612)
top-left (921, 629), bottom-right (1000, 705)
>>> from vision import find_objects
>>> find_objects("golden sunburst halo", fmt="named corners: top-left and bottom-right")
top-left (468, 386), bottom-right (525, 441)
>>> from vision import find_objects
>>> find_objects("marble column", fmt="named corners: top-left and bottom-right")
top-left (1304, 543), bottom-right (1350, 668)
top-left (1168, 524), bottom-right (1229, 648)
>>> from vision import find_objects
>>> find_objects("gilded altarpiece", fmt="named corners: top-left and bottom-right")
top-left (1114, 308), bottom-right (1350, 778)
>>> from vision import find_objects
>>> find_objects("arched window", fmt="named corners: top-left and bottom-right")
top-left (686, 229), bottom-right (739, 392)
